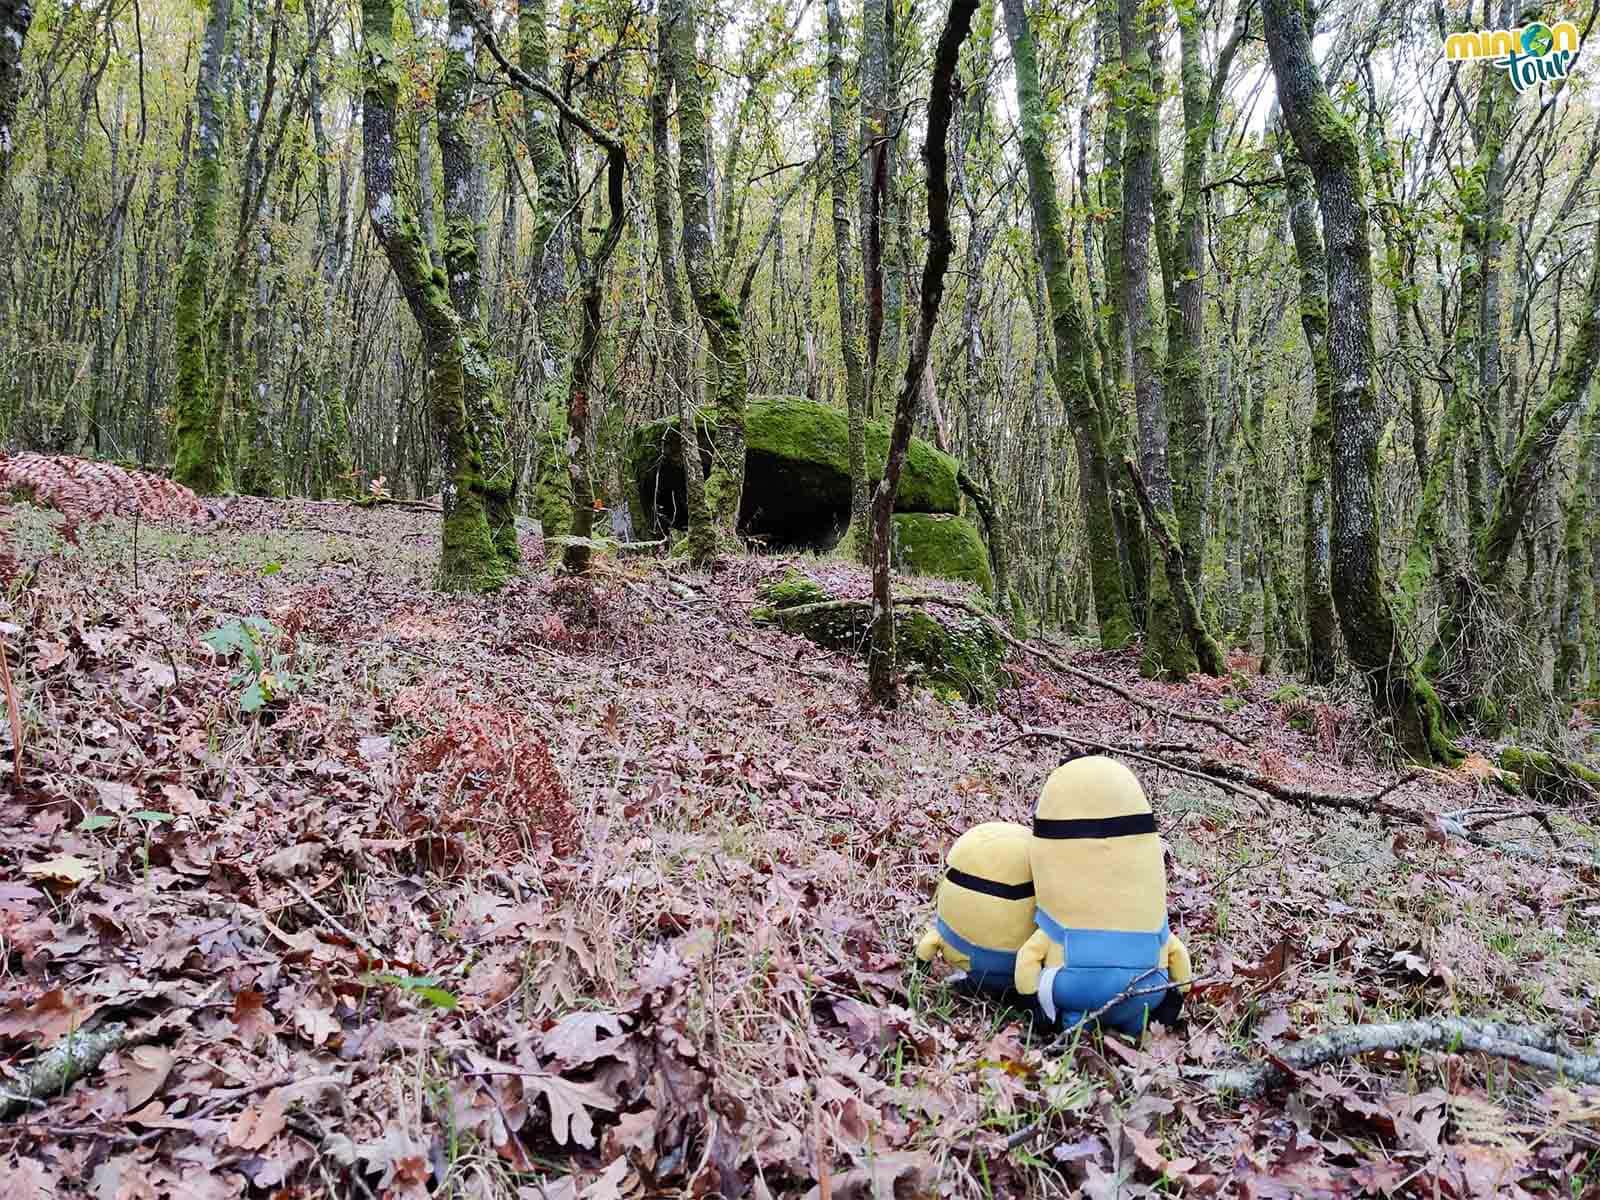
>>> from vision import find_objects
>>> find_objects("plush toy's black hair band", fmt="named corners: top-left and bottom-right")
top-left (1032, 813), bottom-right (1157, 839)
top-left (944, 866), bottom-right (1035, 900)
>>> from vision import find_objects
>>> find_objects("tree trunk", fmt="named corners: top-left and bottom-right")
top-left (824, 0), bottom-right (869, 563)
top-left (1262, 0), bottom-right (1457, 763)
top-left (1278, 120), bottom-right (1337, 683)
top-left (1000, 0), bottom-right (1134, 650)
top-left (1476, 217), bottom-right (1600, 589)
top-left (651, 10), bottom-right (710, 552)
top-left (361, 0), bottom-right (511, 590)
top-left (0, 0), bottom-right (31, 187)
top-left (1118, 0), bottom-right (1220, 678)
top-left (666, 0), bottom-right (747, 559)
top-left (172, 0), bottom-right (234, 495)
top-left (521, 0), bottom-right (574, 546)
top-left (868, 0), bottom-right (980, 704)
top-left (1556, 388), bottom-right (1597, 698)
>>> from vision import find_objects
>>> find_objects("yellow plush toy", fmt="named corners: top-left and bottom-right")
top-left (1013, 755), bottom-right (1191, 1034)
top-left (915, 821), bottom-right (1036, 996)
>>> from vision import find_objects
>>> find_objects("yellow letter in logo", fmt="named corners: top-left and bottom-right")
top-left (1445, 31), bottom-right (1484, 59)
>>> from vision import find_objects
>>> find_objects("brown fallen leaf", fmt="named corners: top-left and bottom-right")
top-left (227, 1092), bottom-right (288, 1151)
top-left (293, 1002), bottom-right (340, 1048)
top-left (21, 855), bottom-right (99, 887)
top-left (123, 1044), bottom-right (174, 1110)
top-left (230, 988), bottom-right (276, 1048)
top-left (0, 988), bottom-right (99, 1046)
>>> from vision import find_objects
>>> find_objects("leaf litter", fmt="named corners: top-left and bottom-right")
top-left (0, 498), bottom-right (1596, 1197)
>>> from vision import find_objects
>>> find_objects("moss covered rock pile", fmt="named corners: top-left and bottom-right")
top-left (627, 395), bottom-right (993, 590)
top-left (751, 569), bottom-right (1005, 703)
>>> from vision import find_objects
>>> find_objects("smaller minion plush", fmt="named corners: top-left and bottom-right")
top-left (915, 821), bottom-right (1037, 996)
top-left (1014, 755), bottom-right (1191, 1036)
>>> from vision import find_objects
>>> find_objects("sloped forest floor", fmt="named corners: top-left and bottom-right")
top-left (2, 497), bottom-right (1599, 1200)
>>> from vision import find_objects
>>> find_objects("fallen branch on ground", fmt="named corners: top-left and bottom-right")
top-left (1005, 727), bottom-right (1597, 868)
top-left (1199, 1017), bottom-right (1600, 1099)
top-left (0, 1023), bottom-right (132, 1120)
top-left (767, 594), bottom-right (1250, 746)
top-left (353, 496), bottom-right (443, 512)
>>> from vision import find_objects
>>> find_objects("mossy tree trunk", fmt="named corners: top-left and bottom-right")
top-left (361, 0), bottom-right (510, 591)
top-left (651, 11), bottom-right (711, 555)
top-left (1263, 0), bottom-right (1458, 763)
top-left (305, 0), bottom-right (354, 498)
top-left (666, 0), bottom-right (747, 560)
top-left (438, 0), bottom-right (517, 565)
top-left (172, 0), bottom-right (234, 495)
top-left (1404, 60), bottom-right (1516, 669)
top-left (1118, 0), bottom-right (1220, 679)
top-left (1556, 385), bottom-right (1597, 698)
top-left (1476, 217), bottom-right (1600, 590)
top-left (0, 0), bottom-right (33, 188)
top-left (520, 0), bottom-right (573, 544)
top-left (824, 0), bottom-right (870, 564)
top-left (867, 0), bottom-right (979, 704)
top-left (1277, 120), bottom-right (1338, 684)
top-left (1000, 0), bottom-right (1134, 650)
top-left (1166, 0), bottom-right (1246, 608)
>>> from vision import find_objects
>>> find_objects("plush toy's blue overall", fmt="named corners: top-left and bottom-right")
top-left (915, 822), bottom-right (1036, 997)
top-left (1014, 756), bottom-right (1191, 1036)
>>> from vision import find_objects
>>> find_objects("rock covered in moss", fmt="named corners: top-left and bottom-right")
top-left (1497, 746), bottom-right (1600, 805)
top-left (891, 512), bottom-right (992, 593)
top-left (628, 396), bottom-right (963, 553)
top-left (751, 569), bottom-right (1005, 703)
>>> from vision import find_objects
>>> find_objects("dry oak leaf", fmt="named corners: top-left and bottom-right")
top-left (230, 988), bottom-right (276, 1047)
top-left (21, 855), bottom-right (98, 887)
top-left (227, 1092), bottom-right (289, 1151)
top-left (122, 1045), bottom-right (174, 1111)
top-left (292, 1002), bottom-right (340, 1048)
top-left (540, 1011), bottom-right (630, 1069)
top-left (0, 988), bottom-right (99, 1046)
top-left (524, 1072), bottom-right (619, 1149)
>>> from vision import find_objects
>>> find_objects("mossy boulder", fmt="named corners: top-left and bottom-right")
top-left (752, 570), bottom-right (1005, 703)
top-left (891, 512), bottom-right (992, 593)
top-left (628, 396), bottom-right (962, 553)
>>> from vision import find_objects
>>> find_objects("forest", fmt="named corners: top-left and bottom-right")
top-left (2, 0), bottom-right (1600, 1191)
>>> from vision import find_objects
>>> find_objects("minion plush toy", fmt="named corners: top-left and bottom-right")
top-left (1014, 755), bottom-right (1191, 1035)
top-left (915, 821), bottom-right (1037, 997)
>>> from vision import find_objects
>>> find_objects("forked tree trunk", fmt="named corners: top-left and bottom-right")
top-left (361, 0), bottom-right (512, 591)
top-left (1262, 0), bottom-right (1458, 763)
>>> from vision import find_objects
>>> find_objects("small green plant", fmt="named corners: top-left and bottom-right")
top-left (361, 972), bottom-right (460, 1011)
top-left (201, 616), bottom-right (303, 713)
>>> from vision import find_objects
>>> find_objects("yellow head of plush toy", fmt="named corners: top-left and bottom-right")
top-left (915, 821), bottom-right (1035, 995)
top-left (1012, 755), bottom-right (1191, 1034)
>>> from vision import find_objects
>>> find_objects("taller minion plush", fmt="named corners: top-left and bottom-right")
top-left (1014, 756), bottom-right (1191, 1035)
top-left (916, 821), bottom-right (1037, 997)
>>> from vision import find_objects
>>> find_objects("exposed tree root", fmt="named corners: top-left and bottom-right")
top-left (0, 1023), bottom-right (131, 1120)
top-left (1200, 1017), bottom-right (1600, 1099)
